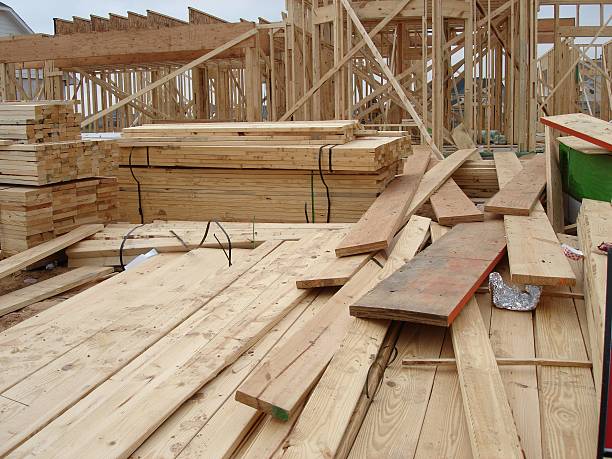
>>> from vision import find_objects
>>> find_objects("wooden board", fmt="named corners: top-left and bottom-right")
top-left (558, 135), bottom-right (612, 155)
top-left (430, 178), bottom-right (483, 226)
top-left (0, 224), bottom-right (103, 280)
top-left (494, 152), bottom-right (576, 287)
top-left (350, 220), bottom-right (507, 326)
top-left (484, 154), bottom-right (546, 216)
top-left (451, 297), bottom-right (523, 458)
top-left (541, 113), bottom-right (612, 151)
top-left (402, 148), bottom-right (477, 225)
top-left (236, 216), bottom-right (431, 421)
top-left (0, 266), bottom-right (112, 317)
top-left (296, 247), bottom-right (372, 289)
top-left (334, 147), bottom-right (430, 257)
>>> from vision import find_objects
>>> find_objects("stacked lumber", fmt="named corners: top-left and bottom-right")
top-left (0, 140), bottom-right (118, 185)
top-left (0, 101), bottom-right (82, 143)
top-left (0, 178), bottom-right (117, 256)
top-left (117, 121), bottom-right (408, 223)
top-left (0, 101), bottom-right (118, 256)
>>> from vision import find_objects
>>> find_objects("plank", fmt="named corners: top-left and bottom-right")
top-left (0, 266), bottom-right (112, 317)
top-left (10, 233), bottom-right (339, 458)
top-left (541, 113), bottom-right (612, 151)
top-left (558, 135), bottom-right (612, 155)
top-left (351, 220), bottom-right (507, 326)
top-left (0, 224), bottom-right (103, 280)
top-left (577, 199), bottom-right (612, 402)
top-left (295, 250), bottom-right (372, 289)
top-left (451, 296), bottom-right (523, 458)
top-left (430, 178), bottom-right (484, 226)
top-left (535, 289), bottom-right (598, 457)
top-left (348, 323), bottom-right (445, 458)
top-left (236, 215), bottom-right (431, 421)
top-left (0, 243), bottom-right (282, 455)
top-left (484, 154), bottom-right (546, 216)
top-left (494, 152), bottom-right (576, 286)
top-left (134, 291), bottom-right (332, 459)
top-left (545, 127), bottom-right (565, 232)
top-left (334, 147), bottom-right (430, 257)
top-left (402, 148), bottom-right (477, 225)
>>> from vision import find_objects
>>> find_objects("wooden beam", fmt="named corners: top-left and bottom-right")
top-left (81, 28), bottom-right (258, 128)
top-left (340, 0), bottom-right (442, 158)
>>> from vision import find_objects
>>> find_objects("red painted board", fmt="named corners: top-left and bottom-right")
top-left (541, 114), bottom-right (612, 151)
top-left (350, 220), bottom-right (506, 327)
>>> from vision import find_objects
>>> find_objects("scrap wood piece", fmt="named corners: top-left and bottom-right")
top-left (451, 296), bottom-right (523, 458)
top-left (451, 123), bottom-right (481, 161)
top-left (296, 243), bottom-right (372, 288)
top-left (8, 233), bottom-right (342, 458)
top-left (334, 147), bottom-right (430, 257)
top-left (558, 135), bottom-right (611, 155)
top-left (430, 178), bottom-right (484, 226)
top-left (351, 220), bottom-right (507, 327)
top-left (578, 199), bottom-right (612, 403)
top-left (494, 152), bottom-right (576, 287)
top-left (485, 154), bottom-right (546, 216)
top-left (236, 215), bottom-right (431, 421)
top-left (0, 224), bottom-right (104, 281)
top-left (541, 113), bottom-right (612, 151)
top-left (401, 148), bottom-right (477, 227)
top-left (0, 266), bottom-right (113, 317)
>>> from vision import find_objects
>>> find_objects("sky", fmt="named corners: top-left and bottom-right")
top-left (10, 0), bottom-right (286, 34)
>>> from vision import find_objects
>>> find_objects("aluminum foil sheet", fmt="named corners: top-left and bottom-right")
top-left (489, 272), bottom-right (542, 312)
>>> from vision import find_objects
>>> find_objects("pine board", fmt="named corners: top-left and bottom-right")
top-left (236, 215), bottom-right (431, 421)
top-left (494, 152), bottom-right (576, 286)
top-left (335, 147), bottom-right (430, 257)
top-left (485, 154), bottom-right (546, 216)
top-left (430, 178), bottom-right (483, 226)
top-left (0, 266), bottom-right (112, 317)
top-left (0, 224), bottom-right (103, 280)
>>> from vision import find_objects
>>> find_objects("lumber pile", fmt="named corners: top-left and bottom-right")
top-left (117, 121), bottom-right (408, 223)
top-left (0, 101), bottom-right (118, 256)
top-left (0, 140), bottom-right (118, 186)
top-left (0, 179), bottom-right (117, 256)
top-left (0, 101), bottom-right (82, 143)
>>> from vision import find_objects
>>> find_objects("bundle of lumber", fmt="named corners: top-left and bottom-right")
top-left (0, 178), bottom-right (117, 256)
top-left (0, 140), bottom-right (118, 186)
top-left (117, 121), bottom-right (408, 223)
top-left (0, 101), bottom-right (82, 143)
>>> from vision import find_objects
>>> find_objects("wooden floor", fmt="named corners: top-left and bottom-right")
top-left (0, 222), bottom-right (597, 458)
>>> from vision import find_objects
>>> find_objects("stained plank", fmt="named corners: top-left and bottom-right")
top-left (335, 147), bottom-right (430, 257)
top-left (494, 152), bottom-right (576, 286)
top-left (350, 220), bottom-right (507, 326)
top-left (541, 113), bottom-right (612, 151)
top-left (0, 224), bottom-right (103, 280)
top-left (0, 266), bottom-right (112, 317)
top-left (485, 154), bottom-right (546, 216)
top-left (430, 178), bottom-right (483, 226)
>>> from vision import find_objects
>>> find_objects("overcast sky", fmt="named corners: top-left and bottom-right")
top-left (10, 1), bottom-right (286, 34)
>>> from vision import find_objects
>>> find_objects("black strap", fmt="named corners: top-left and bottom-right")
top-left (128, 147), bottom-right (145, 225)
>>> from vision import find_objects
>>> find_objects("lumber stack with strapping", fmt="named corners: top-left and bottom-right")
top-left (117, 121), bottom-right (409, 223)
top-left (0, 101), bottom-right (82, 143)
